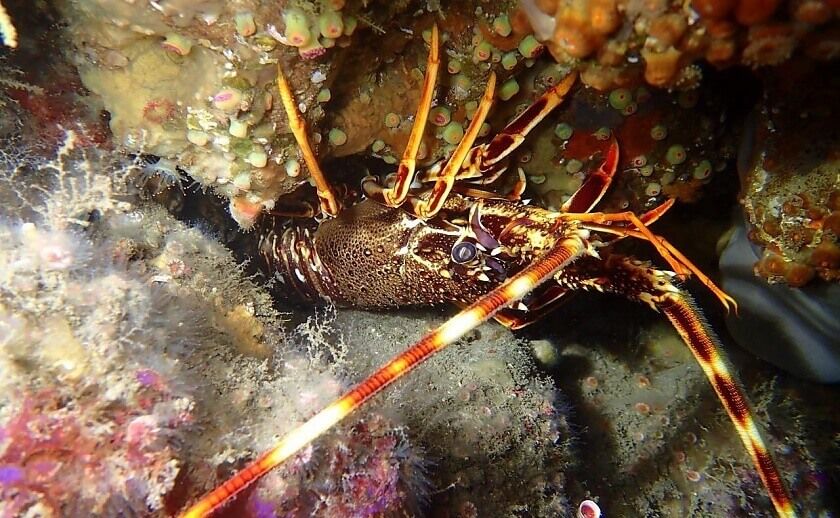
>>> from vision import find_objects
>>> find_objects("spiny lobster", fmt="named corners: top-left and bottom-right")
top-left (181, 26), bottom-right (796, 518)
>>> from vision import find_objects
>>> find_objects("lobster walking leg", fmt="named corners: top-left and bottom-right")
top-left (479, 72), bottom-right (578, 172)
top-left (560, 137), bottom-right (619, 213)
top-left (556, 256), bottom-right (796, 518)
top-left (418, 71), bottom-right (579, 186)
top-left (276, 64), bottom-right (341, 217)
top-left (578, 220), bottom-right (736, 310)
top-left (449, 168), bottom-right (525, 201)
top-left (179, 232), bottom-right (593, 518)
top-left (571, 211), bottom-right (691, 277)
top-left (487, 199), bottom-right (677, 331)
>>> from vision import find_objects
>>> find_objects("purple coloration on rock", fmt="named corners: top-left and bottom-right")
top-left (0, 465), bottom-right (24, 484)
top-left (136, 368), bottom-right (160, 387)
top-left (248, 497), bottom-right (278, 518)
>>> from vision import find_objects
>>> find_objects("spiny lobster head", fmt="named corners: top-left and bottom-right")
top-left (258, 192), bottom-right (578, 309)
top-left (459, 196), bottom-right (574, 266)
top-left (278, 193), bottom-right (577, 308)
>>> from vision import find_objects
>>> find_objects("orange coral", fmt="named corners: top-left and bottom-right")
top-left (735, 0), bottom-right (782, 25)
top-left (649, 14), bottom-right (688, 47)
top-left (742, 24), bottom-right (796, 66)
top-left (537, 0), bottom-right (623, 60)
top-left (642, 47), bottom-right (682, 87)
top-left (521, 0), bottom-right (840, 89)
top-left (706, 37), bottom-right (738, 64)
top-left (692, 0), bottom-right (737, 18)
top-left (791, 0), bottom-right (834, 24)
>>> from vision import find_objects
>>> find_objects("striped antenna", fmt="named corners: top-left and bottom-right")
top-left (661, 294), bottom-right (796, 518)
top-left (180, 233), bottom-right (591, 518)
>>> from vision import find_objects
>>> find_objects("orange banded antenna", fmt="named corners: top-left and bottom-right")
top-left (179, 233), bottom-right (591, 518)
top-left (564, 257), bottom-right (795, 518)
top-left (661, 294), bottom-right (796, 518)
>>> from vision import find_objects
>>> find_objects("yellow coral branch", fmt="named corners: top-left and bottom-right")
top-left (0, 0), bottom-right (18, 48)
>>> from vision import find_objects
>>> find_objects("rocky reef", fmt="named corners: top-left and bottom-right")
top-left (49, 0), bottom-right (541, 227)
top-left (0, 132), bottom-right (433, 516)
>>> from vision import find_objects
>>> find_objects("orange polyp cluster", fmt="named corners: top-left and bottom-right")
top-left (521, 0), bottom-right (839, 89)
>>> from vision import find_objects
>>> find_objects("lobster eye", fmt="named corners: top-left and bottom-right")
top-left (451, 241), bottom-right (477, 264)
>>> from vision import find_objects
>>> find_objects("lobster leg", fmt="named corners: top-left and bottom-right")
top-left (179, 231), bottom-right (593, 518)
top-left (507, 167), bottom-right (528, 200)
top-left (452, 131), bottom-right (616, 213)
top-left (479, 71), bottom-right (577, 172)
top-left (403, 73), bottom-right (497, 219)
top-left (579, 220), bottom-right (736, 311)
top-left (638, 197), bottom-right (675, 225)
top-left (568, 210), bottom-right (741, 312)
top-left (362, 25), bottom-right (441, 207)
top-left (571, 211), bottom-right (687, 274)
top-left (276, 64), bottom-right (341, 217)
top-left (454, 167), bottom-right (528, 201)
top-left (417, 155), bottom-right (504, 188)
top-left (560, 137), bottom-right (619, 213)
top-left (488, 199), bottom-right (676, 330)
top-left (492, 284), bottom-right (571, 329)
top-left (420, 71), bottom-right (579, 188)
top-left (555, 255), bottom-right (796, 518)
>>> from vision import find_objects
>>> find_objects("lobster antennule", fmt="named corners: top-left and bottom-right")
top-left (179, 233), bottom-right (592, 518)
top-left (406, 72), bottom-right (497, 219)
top-left (364, 24), bottom-right (441, 208)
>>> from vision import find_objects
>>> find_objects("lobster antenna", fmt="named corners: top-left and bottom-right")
top-left (562, 256), bottom-right (795, 518)
top-left (179, 232), bottom-right (593, 517)
top-left (660, 292), bottom-right (795, 517)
